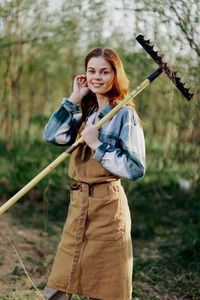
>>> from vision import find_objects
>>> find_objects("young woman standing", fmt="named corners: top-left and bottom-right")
top-left (43, 48), bottom-right (145, 300)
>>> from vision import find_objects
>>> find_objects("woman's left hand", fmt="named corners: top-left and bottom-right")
top-left (81, 125), bottom-right (102, 150)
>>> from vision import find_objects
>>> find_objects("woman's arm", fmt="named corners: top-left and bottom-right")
top-left (93, 108), bottom-right (146, 181)
top-left (43, 75), bottom-right (89, 146)
top-left (43, 98), bottom-right (81, 145)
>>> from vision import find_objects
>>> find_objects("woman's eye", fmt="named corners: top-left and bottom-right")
top-left (88, 70), bottom-right (95, 74)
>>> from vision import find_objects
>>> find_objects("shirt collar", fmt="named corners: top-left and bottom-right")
top-left (98, 103), bottom-right (112, 120)
top-left (88, 103), bottom-right (113, 120)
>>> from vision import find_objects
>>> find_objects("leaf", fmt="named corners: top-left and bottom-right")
top-left (12, 265), bottom-right (19, 275)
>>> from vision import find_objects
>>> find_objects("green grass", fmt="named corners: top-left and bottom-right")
top-left (0, 292), bottom-right (39, 300)
top-left (0, 292), bottom-right (88, 300)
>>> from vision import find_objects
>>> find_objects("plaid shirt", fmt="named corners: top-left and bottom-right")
top-left (43, 98), bottom-right (146, 181)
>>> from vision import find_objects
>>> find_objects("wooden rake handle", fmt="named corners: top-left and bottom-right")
top-left (0, 71), bottom-right (162, 216)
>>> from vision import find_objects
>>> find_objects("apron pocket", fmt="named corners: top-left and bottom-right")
top-left (85, 196), bottom-right (125, 241)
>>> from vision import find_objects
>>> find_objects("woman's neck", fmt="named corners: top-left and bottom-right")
top-left (96, 94), bottom-right (109, 112)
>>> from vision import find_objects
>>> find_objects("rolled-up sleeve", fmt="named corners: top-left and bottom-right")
top-left (93, 108), bottom-right (146, 181)
top-left (43, 98), bottom-right (81, 146)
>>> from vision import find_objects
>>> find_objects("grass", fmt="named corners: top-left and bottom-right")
top-left (0, 134), bottom-right (200, 299)
top-left (0, 293), bottom-right (88, 300)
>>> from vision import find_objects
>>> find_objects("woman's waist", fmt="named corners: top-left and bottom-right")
top-left (69, 179), bottom-right (121, 198)
top-left (68, 162), bottom-right (119, 184)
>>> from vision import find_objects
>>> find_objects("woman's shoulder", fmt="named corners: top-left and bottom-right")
top-left (119, 105), bottom-right (134, 113)
top-left (116, 105), bottom-right (139, 123)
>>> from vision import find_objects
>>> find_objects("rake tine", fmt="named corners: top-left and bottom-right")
top-left (136, 34), bottom-right (194, 101)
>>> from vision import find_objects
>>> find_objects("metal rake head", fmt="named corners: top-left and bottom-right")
top-left (136, 34), bottom-right (194, 101)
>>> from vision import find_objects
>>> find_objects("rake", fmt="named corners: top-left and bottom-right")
top-left (0, 34), bottom-right (194, 216)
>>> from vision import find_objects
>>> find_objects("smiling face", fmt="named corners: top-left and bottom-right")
top-left (86, 57), bottom-right (114, 96)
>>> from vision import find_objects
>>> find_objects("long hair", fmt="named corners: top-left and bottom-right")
top-left (77, 47), bottom-right (136, 129)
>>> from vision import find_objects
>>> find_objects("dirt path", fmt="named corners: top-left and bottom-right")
top-left (0, 212), bottom-right (61, 299)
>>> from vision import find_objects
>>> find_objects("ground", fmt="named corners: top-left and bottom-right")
top-left (0, 213), bottom-right (54, 299)
top-left (0, 210), bottom-right (199, 300)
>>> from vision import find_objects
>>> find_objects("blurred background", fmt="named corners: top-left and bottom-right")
top-left (0, 0), bottom-right (199, 299)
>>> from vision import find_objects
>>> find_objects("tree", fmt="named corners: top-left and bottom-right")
top-left (133, 0), bottom-right (200, 58)
top-left (0, 0), bottom-right (51, 148)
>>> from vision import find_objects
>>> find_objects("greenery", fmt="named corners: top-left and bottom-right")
top-left (0, 0), bottom-right (199, 299)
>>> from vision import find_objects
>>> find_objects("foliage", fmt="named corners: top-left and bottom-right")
top-left (134, 0), bottom-right (200, 58)
top-left (0, 0), bottom-right (199, 149)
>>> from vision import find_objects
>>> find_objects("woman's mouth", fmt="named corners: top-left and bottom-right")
top-left (92, 83), bottom-right (104, 88)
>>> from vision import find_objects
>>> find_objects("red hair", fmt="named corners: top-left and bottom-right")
top-left (85, 48), bottom-right (130, 105)
top-left (78, 47), bottom-right (136, 129)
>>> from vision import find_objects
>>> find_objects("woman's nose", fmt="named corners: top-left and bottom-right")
top-left (94, 72), bottom-right (102, 80)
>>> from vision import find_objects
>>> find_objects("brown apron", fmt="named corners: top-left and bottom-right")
top-left (47, 126), bottom-right (133, 300)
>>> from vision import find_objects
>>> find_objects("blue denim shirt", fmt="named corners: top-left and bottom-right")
top-left (43, 98), bottom-right (146, 181)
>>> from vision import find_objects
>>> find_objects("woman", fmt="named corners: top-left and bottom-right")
top-left (43, 48), bottom-right (145, 300)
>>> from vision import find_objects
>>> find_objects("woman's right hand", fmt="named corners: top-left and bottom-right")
top-left (68, 75), bottom-right (90, 105)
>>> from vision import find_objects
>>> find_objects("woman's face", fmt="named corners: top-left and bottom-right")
top-left (86, 57), bottom-right (114, 95)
